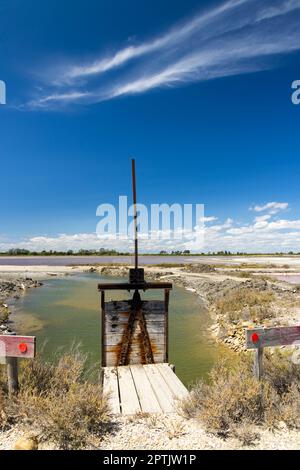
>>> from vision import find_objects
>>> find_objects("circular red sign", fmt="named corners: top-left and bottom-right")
top-left (19, 343), bottom-right (27, 353)
top-left (252, 333), bottom-right (259, 343)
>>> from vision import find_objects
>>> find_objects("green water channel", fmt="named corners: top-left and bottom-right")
top-left (12, 273), bottom-right (220, 386)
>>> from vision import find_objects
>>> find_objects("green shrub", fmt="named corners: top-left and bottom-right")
top-left (215, 288), bottom-right (275, 322)
top-left (0, 306), bottom-right (10, 323)
top-left (15, 348), bottom-right (110, 449)
top-left (180, 351), bottom-right (300, 444)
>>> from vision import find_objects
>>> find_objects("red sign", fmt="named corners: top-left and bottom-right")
top-left (246, 326), bottom-right (300, 349)
top-left (0, 335), bottom-right (36, 358)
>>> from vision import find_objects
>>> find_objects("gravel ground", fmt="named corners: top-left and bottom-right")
top-left (99, 414), bottom-right (300, 451)
top-left (1, 414), bottom-right (300, 450)
top-left (1, 264), bottom-right (300, 451)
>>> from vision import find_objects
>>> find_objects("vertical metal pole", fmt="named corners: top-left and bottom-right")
top-left (101, 290), bottom-right (106, 367)
top-left (131, 158), bottom-right (138, 271)
top-left (164, 289), bottom-right (170, 363)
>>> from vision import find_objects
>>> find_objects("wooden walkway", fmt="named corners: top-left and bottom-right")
top-left (102, 363), bottom-right (189, 415)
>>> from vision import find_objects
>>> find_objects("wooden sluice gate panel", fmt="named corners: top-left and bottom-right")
top-left (102, 300), bottom-right (167, 367)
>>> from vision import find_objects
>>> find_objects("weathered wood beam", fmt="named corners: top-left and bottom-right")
top-left (0, 335), bottom-right (36, 358)
top-left (98, 282), bottom-right (172, 291)
top-left (246, 326), bottom-right (300, 349)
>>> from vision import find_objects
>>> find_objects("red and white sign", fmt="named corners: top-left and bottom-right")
top-left (0, 335), bottom-right (36, 358)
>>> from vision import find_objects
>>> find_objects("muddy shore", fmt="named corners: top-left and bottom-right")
top-left (98, 263), bottom-right (300, 351)
top-left (1, 262), bottom-right (299, 351)
top-left (1, 262), bottom-right (300, 450)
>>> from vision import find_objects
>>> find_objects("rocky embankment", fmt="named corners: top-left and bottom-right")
top-left (98, 264), bottom-right (300, 352)
top-left (1, 262), bottom-right (299, 350)
top-left (0, 277), bottom-right (42, 334)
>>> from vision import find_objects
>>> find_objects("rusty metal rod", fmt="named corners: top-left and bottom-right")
top-left (131, 158), bottom-right (138, 270)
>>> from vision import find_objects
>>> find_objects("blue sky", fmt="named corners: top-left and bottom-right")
top-left (1, 0), bottom-right (300, 253)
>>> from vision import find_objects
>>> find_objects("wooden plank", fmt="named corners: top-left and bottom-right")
top-left (105, 302), bottom-right (131, 313)
top-left (105, 300), bottom-right (163, 311)
top-left (155, 363), bottom-right (189, 399)
top-left (246, 326), bottom-right (300, 349)
top-left (102, 367), bottom-right (120, 414)
top-left (105, 321), bottom-right (164, 335)
top-left (118, 366), bottom-right (141, 414)
top-left (143, 364), bottom-right (175, 413)
top-left (105, 308), bottom-right (164, 315)
top-left (105, 347), bottom-right (165, 361)
top-left (105, 352), bottom-right (165, 366)
top-left (130, 365), bottom-right (162, 413)
top-left (105, 344), bottom-right (165, 355)
top-left (98, 282), bottom-right (172, 291)
top-left (0, 335), bottom-right (36, 359)
top-left (143, 301), bottom-right (165, 311)
top-left (103, 364), bottom-right (187, 415)
top-left (104, 332), bottom-right (165, 346)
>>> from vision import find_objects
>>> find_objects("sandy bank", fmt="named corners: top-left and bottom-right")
top-left (1, 263), bottom-right (300, 450)
top-left (0, 264), bottom-right (85, 278)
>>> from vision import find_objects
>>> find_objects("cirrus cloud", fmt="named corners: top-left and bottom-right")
top-left (23, 0), bottom-right (300, 110)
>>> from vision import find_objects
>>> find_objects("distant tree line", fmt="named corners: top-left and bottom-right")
top-left (0, 248), bottom-right (299, 256)
top-left (0, 248), bottom-right (130, 256)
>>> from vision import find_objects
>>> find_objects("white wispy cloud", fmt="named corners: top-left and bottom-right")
top-left (25, 0), bottom-right (300, 109)
top-left (1, 205), bottom-right (300, 253)
top-left (201, 216), bottom-right (218, 222)
top-left (257, 0), bottom-right (300, 21)
top-left (251, 202), bottom-right (289, 214)
top-left (59, 0), bottom-right (249, 82)
top-left (27, 91), bottom-right (90, 109)
top-left (254, 215), bottom-right (272, 223)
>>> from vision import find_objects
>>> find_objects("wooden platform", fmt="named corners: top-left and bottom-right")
top-left (102, 363), bottom-right (189, 415)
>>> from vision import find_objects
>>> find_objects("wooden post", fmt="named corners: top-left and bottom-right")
top-left (7, 357), bottom-right (19, 395)
top-left (253, 347), bottom-right (263, 380)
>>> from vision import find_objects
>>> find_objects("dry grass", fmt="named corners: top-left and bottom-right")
top-left (0, 306), bottom-right (10, 324)
top-left (215, 288), bottom-right (275, 322)
top-left (163, 420), bottom-right (186, 439)
top-left (151, 263), bottom-right (186, 268)
top-left (1, 347), bottom-right (111, 449)
top-left (213, 263), bottom-right (274, 270)
top-left (229, 271), bottom-right (253, 278)
top-left (0, 389), bottom-right (9, 429)
top-left (0, 366), bottom-right (13, 429)
top-left (180, 351), bottom-right (300, 445)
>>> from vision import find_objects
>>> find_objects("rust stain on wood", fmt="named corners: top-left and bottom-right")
top-left (101, 299), bottom-right (168, 367)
